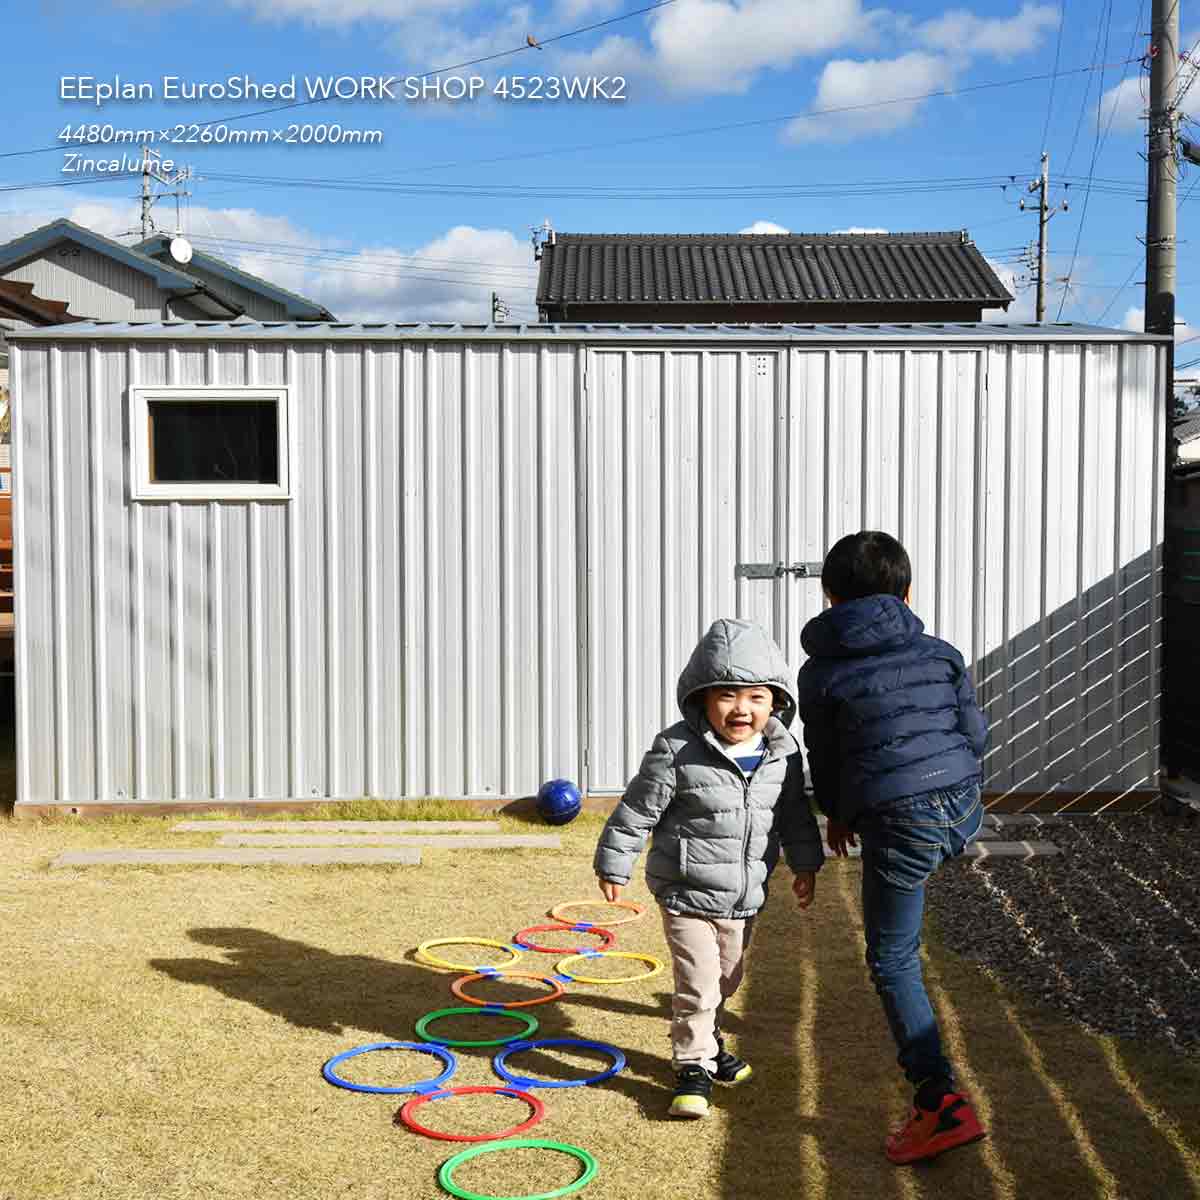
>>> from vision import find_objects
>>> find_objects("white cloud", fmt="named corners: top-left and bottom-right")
top-left (834, 226), bottom-right (889, 233)
top-left (205, 0), bottom-right (466, 26)
top-left (1098, 76), bottom-right (1145, 134)
top-left (917, 2), bottom-right (1059, 60)
top-left (302, 224), bottom-right (536, 321)
top-left (783, 3), bottom-right (1060, 144)
top-left (0, 194), bottom-right (537, 323)
top-left (785, 52), bottom-right (946, 143)
top-left (739, 220), bottom-right (790, 234)
top-left (1122, 306), bottom-right (1199, 344)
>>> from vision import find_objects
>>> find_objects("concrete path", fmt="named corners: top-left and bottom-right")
top-left (172, 820), bottom-right (501, 833)
top-left (215, 833), bottom-right (561, 849)
top-left (51, 846), bottom-right (423, 868)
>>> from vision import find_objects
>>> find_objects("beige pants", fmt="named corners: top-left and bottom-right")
top-left (660, 908), bottom-right (754, 1072)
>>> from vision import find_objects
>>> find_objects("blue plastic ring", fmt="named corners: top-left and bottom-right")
top-left (492, 1037), bottom-right (627, 1090)
top-left (322, 1041), bottom-right (457, 1095)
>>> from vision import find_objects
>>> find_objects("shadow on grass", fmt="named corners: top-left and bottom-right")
top-left (150, 926), bottom-right (683, 1119)
top-left (718, 862), bottom-right (1200, 1200)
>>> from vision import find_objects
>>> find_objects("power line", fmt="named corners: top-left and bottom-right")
top-left (1040, 0), bottom-right (1069, 152)
top-left (1057, 0), bottom-right (1116, 319)
top-left (1063, 3), bottom-right (1116, 174)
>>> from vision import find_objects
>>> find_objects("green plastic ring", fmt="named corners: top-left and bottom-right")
top-left (437, 1138), bottom-right (598, 1200)
top-left (416, 1006), bottom-right (540, 1048)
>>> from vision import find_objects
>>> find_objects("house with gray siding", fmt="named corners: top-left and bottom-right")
top-left (0, 219), bottom-right (334, 338)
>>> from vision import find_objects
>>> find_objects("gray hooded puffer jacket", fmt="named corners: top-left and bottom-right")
top-left (593, 619), bottom-right (825, 919)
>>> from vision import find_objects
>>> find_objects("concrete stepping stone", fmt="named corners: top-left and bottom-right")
top-left (820, 839), bottom-right (1059, 861)
top-left (216, 833), bottom-right (561, 849)
top-left (172, 820), bottom-right (500, 833)
top-left (51, 846), bottom-right (423, 868)
top-left (966, 839), bottom-right (1061, 859)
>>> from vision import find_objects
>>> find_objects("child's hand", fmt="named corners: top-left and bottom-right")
top-left (792, 871), bottom-right (817, 909)
top-left (826, 819), bottom-right (858, 857)
top-left (598, 878), bottom-right (623, 902)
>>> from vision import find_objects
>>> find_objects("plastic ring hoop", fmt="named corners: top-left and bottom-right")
top-left (397, 1086), bottom-right (546, 1143)
top-left (452, 971), bottom-right (566, 1009)
top-left (549, 899), bottom-right (644, 928)
top-left (416, 1006), bottom-right (539, 1047)
top-left (417, 937), bottom-right (523, 972)
top-left (512, 924), bottom-right (616, 955)
top-left (492, 1038), bottom-right (626, 1090)
top-left (555, 951), bottom-right (664, 985)
top-left (438, 1138), bottom-right (597, 1200)
top-left (322, 1041), bottom-right (456, 1095)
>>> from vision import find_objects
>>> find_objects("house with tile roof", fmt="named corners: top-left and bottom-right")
top-left (535, 230), bottom-right (1013, 324)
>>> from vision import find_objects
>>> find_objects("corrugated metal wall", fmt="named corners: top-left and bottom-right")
top-left (11, 335), bottom-right (1164, 807)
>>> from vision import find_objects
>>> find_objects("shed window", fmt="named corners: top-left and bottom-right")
top-left (130, 386), bottom-right (291, 500)
top-left (149, 401), bottom-right (278, 484)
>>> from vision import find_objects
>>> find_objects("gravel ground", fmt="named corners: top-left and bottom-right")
top-left (927, 812), bottom-right (1200, 1054)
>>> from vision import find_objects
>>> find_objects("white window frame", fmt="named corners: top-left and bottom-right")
top-left (129, 385), bottom-right (293, 501)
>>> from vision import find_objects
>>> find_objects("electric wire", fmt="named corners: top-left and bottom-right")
top-left (1057, 0), bottom-right (1116, 319)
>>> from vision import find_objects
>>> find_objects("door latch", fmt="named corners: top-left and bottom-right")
top-left (735, 561), bottom-right (824, 580)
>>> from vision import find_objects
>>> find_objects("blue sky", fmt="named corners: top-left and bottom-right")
top-left (1, 0), bottom-right (1195, 343)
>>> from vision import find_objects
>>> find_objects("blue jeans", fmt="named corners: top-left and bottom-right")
top-left (856, 779), bottom-right (983, 1088)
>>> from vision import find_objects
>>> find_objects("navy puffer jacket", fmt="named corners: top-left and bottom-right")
top-left (796, 595), bottom-right (988, 826)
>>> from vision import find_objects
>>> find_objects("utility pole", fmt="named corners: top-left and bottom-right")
top-left (1145, 0), bottom-right (1179, 339)
top-left (135, 146), bottom-right (192, 239)
top-left (1035, 153), bottom-right (1050, 322)
top-left (1021, 152), bottom-right (1067, 322)
top-left (1146, 0), bottom-right (1180, 784)
top-left (491, 291), bottom-right (511, 322)
top-left (140, 145), bottom-right (154, 239)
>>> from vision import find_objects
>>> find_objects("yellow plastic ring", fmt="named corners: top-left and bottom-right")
top-left (556, 950), bottom-right (664, 985)
top-left (416, 937), bottom-right (524, 973)
top-left (548, 899), bottom-right (646, 928)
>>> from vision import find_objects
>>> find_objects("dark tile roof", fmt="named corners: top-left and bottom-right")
top-left (1175, 412), bottom-right (1200, 443)
top-left (537, 231), bottom-right (1013, 308)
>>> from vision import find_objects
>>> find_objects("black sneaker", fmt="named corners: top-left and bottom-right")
top-left (668, 1065), bottom-right (714, 1118)
top-left (713, 1033), bottom-right (753, 1085)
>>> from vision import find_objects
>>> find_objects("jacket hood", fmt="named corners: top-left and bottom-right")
top-left (677, 618), bottom-right (798, 732)
top-left (800, 594), bottom-right (924, 659)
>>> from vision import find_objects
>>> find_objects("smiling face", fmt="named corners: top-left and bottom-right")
top-left (703, 684), bottom-right (776, 745)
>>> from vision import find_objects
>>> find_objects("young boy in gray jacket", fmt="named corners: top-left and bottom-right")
top-left (594, 618), bottom-right (825, 1118)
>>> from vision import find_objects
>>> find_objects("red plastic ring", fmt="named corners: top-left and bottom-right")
top-left (451, 970), bottom-right (566, 1008)
top-left (512, 923), bottom-right (617, 954)
top-left (395, 1085), bottom-right (546, 1143)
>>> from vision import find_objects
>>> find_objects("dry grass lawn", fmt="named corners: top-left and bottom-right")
top-left (0, 809), bottom-right (1197, 1200)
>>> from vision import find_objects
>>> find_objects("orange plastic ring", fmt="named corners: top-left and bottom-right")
top-left (549, 899), bottom-right (645, 927)
top-left (451, 970), bottom-right (567, 1009)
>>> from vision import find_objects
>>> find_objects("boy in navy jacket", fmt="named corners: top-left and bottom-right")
top-left (797, 531), bottom-right (989, 1165)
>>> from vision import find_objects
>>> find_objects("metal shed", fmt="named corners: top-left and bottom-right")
top-left (7, 320), bottom-right (1169, 814)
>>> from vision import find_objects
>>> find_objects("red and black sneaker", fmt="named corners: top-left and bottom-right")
top-left (885, 1093), bottom-right (986, 1165)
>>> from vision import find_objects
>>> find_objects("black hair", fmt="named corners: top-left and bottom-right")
top-left (821, 531), bottom-right (912, 601)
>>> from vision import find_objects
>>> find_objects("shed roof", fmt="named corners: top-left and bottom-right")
top-left (6, 320), bottom-right (1166, 345)
top-left (536, 231), bottom-right (1013, 308)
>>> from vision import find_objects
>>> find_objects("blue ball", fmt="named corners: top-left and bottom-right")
top-left (537, 778), bottom-right (582, 825)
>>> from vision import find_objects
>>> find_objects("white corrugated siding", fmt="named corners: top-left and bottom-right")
top-left (11, 335), bottom-right (1164, 806)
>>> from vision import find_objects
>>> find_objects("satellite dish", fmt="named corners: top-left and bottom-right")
top-left (168, 236), bottom-right (193, 265)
